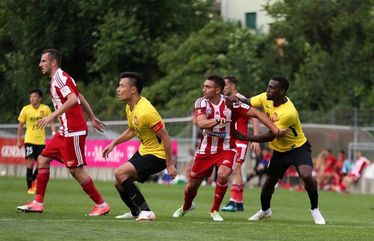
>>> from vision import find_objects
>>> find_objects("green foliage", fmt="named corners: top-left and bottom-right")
top-left (2, 0), bottom-right (374, 123)
top-left (144, 20), bottom-right (263, 116)
top-left (262, 0), bottom-right (374, 112)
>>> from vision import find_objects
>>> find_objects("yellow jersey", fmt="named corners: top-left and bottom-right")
top-left (250, 92), bottom-right (307, 152)
top-left (125, 97), bottom-right (166, 159)
top-left (18, 104), bottom-right (52, 145)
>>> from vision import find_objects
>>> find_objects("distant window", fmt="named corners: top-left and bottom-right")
top-left (245, 12), bottom-right (257, 30)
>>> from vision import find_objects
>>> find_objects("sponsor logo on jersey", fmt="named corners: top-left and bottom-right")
top-left (204, 130), bottom-right (226, 138)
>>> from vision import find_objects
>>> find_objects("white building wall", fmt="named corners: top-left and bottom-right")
top-left (221, 0), bottom-right (275, 33)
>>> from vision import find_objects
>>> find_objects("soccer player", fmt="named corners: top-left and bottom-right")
top-left (102, 72), bottom-right (177, 221)
top-left (17, 49), bottom-right (110, 216)
top-left (221, 76), bottom-right (260, 212)
top-left (17, 89), bottom-right (55, 194)
top-left (233, 76), bottom-right (326, 224)
top-left (172, 75), bottom-right (283, 221)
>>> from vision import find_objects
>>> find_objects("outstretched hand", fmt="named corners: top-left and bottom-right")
top-left (225, 95), bottom-right (239, 109)
top-left (102, 143), bottom-right (114, 159)
top-left (166, 165), bottom-right (177, 179)
top-left (91, 117), bottom-right (106, 133)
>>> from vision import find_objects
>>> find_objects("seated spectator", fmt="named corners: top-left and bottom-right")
top-left (246, 148), bottom-right (272, 187)
top-left (338, 152), bottom-right (370, 192)
top-left (317, 149), bottom-right (339, 190)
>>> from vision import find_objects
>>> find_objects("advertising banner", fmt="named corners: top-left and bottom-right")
top-left (0, 138), bottom-right (178, 168)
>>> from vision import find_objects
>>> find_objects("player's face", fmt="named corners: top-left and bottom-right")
top-left (116, 78), bottom-right (134, 101)
top-left (223, 79), bottom-right (233, 96)
top-left (39, 53), bottom-right (53, 75)
top-left (29, 93), bottom-right (41, 106)
top-left (266, 79), bottom-right (282, 100)
top-left (202, 80), bottom-right (219, 99)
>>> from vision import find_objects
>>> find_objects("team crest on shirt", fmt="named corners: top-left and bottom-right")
top-left (133, 116), bottom-right (138, 126)
top-left (40, 111), bottom-right (45, 117)
top-left (206, 108), bottom-right (212, 116)
top-left (271, 112), bottom-right (279, 122)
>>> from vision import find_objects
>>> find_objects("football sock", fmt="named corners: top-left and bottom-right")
top-left (211, 181), bottom-right (228, 212)
top-left (120, 178), bottom-right (150, 211)
top-left (304, 177), bottom-right (318, 209)
top-left (26, 168), bottom-right (33, 188)
top-left (35, 168), bottom-right (50, 203)
top-left (230, 184), bottom-right (244, 203)
top-left (32, 168), bottom-right (38, 181)
top-left (183, 186), bottom-right (197, 211)
top-left (81, 177), bottom-right (104, 205)
top-left (118, 190), bottom-right (141, 216)
top-left (260, 185), bottom-right (274, 211)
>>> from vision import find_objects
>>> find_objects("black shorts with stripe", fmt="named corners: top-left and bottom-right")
top-left (129, 151), bottom-right (166, 183)
top-left (267, 141), bottom-right (313, 179)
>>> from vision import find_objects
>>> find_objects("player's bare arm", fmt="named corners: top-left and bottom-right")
top-left (102, 128), bottom-right (136, 159)
top-left (16, 122), bottom-right (24, 148)
top-left (50, 120), bottom-right (56, 135)
top-left (233, 129), bottom-right (276, 143)
top-left (78, 94), bottom-right (106, 133)
top-left (37, 93), bottom-right (78, 129)
top-left (225, 95), bottom-right (248, 108)
top-left (195, 113), bottom-right (230, 129)
top-left (250, 118), bottom-right (261, 154)
top-left (155, 127), bottom-right (177, 179)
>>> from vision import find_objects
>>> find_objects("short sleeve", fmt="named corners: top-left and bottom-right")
top-left (232, 101), bottom-right (251, 120)
top-left (147, 108), bottom-right (164, 133)
top-left (250, 93), bottom-right (265, 108)
top-left (18, 107), bottom-right (26, 123)
top-left (194, 98), bottom-right (207, 118)
top-left (59, 85), bottom-right (72, 98)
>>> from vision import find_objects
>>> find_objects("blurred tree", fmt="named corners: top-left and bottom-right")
top-left (144, 20), bottom-right (262, 117)
top-left (261, 0), bottom-right (374, 113)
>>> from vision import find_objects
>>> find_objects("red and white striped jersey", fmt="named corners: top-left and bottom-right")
top-left (50, 68), bottom-right (87, 137)
top-left (194, 94), bottom-right (250, 155)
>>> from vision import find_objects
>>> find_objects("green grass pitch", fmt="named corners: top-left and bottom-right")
top-left (1, 176), bottom-right (373, 241)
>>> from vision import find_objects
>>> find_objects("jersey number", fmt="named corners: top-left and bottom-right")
top-left (26, 146), bottom-right (33, 156)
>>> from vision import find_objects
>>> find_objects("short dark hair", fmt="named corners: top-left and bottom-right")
top-left (224, 76), bottom-right (238, 86)
top-left (271, 76), bottom-right (289, 92)
top-left (120, 72), bottom-right (143, 94)
top-left (42, 49), bottom-right (62, 67)
top-left (30, 88), bottom-right (43, 97)
top-left (206, 75), bottom-right (225, 93)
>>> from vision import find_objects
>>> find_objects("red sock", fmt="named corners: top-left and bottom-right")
top-left (35, 168), bottom-right (50, 203)
top-left (211, 181), bottom-right (228, 212)
top-left (183, 186), bottom-right (197, 211)
top-left (230, 184), bottom-right (244, 203)
top-left (81, 177), bottom-right (104, 205)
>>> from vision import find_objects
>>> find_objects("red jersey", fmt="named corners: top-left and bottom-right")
top-left (324, 154), bottom-right (337, 173)
top-left (234, 93), bottom-right (249, 146)
top-left (194, 95), bottom-right (250, 155)
top-left (50, 68), bottom-right (87, 137)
